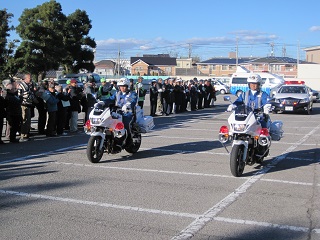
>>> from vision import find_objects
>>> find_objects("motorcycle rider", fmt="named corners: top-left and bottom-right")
top-left (115, 77), bottom-right (138, 135)
top-left (227, 73), bottom-right (271, 128)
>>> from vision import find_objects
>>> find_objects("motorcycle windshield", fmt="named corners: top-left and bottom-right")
top-left (234, 104), bottom-right (253, 121)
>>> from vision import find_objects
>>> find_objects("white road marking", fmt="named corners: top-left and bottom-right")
top-left (171, 124), bottom-right (320, 240)
top-left (0, 189), bottom-right (199, 219)
top-left (0, 189), bottom-right (319, 234)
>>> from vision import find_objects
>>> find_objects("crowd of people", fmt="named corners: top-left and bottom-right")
top-left (147, 77), bottom-right (216, 117)
top-left (0, 75), bottom-right (217, 144)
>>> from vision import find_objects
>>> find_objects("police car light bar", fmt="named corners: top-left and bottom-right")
top-left (284, 80), bottom-right (305, 85)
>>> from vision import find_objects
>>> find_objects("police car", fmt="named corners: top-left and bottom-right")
top-left (270, 81), bottom-right (313, 114)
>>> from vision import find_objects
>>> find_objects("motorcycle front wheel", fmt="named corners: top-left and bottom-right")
top-left (230, 144), bottom-right (246, 177)
top-left (87, 136), bottom-right (104, 163)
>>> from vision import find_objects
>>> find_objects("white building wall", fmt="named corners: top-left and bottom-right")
top-left (297, 64), bottom-right (320, 90)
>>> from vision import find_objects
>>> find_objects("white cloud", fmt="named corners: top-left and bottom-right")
top-left (310, 26), bottom-right (320, 32)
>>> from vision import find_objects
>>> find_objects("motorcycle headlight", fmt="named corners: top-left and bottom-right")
top-left (90, 118), bottom-right (102, 124)
top-left (299, 98), bottom-right (309, 103)
top-left (233, 124), bottom-right (246, 131)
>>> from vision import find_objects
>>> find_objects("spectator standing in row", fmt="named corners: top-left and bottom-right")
top-left (149, 79), bottom-right (158, 117)
top-left (163, 78), bottom-right (174, 115)
top-left (0, 85), bottom-right (6, 144)
top-left (35, 81), bottom-right (48, 134)
top-left (135, 77), bottom-right (147, 109)
top-left (156, 78), bottom-right (163, 115)
top-left (197, 79), bottom-right (205, 109)
top-left (41, 84), bottom-right (59, 137)
top-left (18, 73), bottom-right (35, 142)
top-left (55, 85), bottom-right (70, 136)
top-left (83, 81), bottom-right (97, 122)
top-left (204, 79), bottom-right (215, 108)
top-left (4, 80), bottom-right (22, 143)
top-left (68, 79), bottom-right (83, 133)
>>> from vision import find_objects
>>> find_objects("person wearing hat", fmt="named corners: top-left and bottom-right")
top-left (40, 84), bottom-right (59, 137)
top-left (149, 79), bottom-right (158, 116)
top-left (135, 77), bottom-right (147, 109)
top-left (67, 78), bottom-right (83, 133)
top-left (96, 78), bottom-right (114, 104)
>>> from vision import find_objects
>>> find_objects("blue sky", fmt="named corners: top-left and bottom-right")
top-left (2, 0), bottom-right (320, 61)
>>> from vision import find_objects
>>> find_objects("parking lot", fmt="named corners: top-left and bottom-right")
top-left (0, 95), bottom-right (319, 240)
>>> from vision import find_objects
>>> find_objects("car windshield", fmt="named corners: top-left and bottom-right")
top-left (58, 79), bottom-right (67, 84)
top-left (279, 86), bottom-right (306, 94)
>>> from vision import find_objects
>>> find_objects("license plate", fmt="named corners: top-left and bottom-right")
top-left (285, 106), bottom-right (293, 111)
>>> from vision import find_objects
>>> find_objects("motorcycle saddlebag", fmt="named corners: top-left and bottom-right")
top-left (137, 116), bottom-right (155, 133)
top-left (270, 120), bottom-right (283, 141)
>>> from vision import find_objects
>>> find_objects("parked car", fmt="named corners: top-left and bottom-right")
top-left (269, 81), bottom-right (313, 114)
top-left (211, 79), bottom-right (230, 94)
top-left (55, 78), bottom-right (84, 90)
top-left (59, 73), bottom-right (101, 89)
top-left (308, 88), bottom-right (319, 102)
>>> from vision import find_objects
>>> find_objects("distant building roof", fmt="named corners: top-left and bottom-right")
top-left (95, 60), bottom-right (116, 68)
top-left (131, 55), bottom-right (176, 66)
top-left (198, 57), bottom-right (254, 65)
top-left (248, 56), bottom-right (307, 64)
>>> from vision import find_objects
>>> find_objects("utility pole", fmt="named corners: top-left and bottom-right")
top-left (270, 42), bottom-right (275, 57)
top-left (282, 44), bottom-right (287, 57)
top-left (297, 40), bottom-right (300, 77)
top-left (236, 37), bottom-right (238, 67)
top-left (118, 44), bottom-right (120, 77)
top-left (188, 43), bottom-right (192, 59)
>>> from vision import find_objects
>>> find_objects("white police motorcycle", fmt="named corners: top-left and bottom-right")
top-left (219, 96), bottom-right (283, 177)
top-left (84, 101), bottom-right (154, 163)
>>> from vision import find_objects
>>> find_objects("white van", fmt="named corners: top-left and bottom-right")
top-left (230, 70), bottom-right (284, 95)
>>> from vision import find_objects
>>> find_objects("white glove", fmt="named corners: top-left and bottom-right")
top-left (121, 102), bottom-right (131, 113)
top-left (263, 103), bottom-right (272, 114)
top-left (94, 101), bottom-right (105, 108)
top-left (158, 88), bottom-right (163, 92)
top-left (227, 104), bottom-right (236, 112)
top-left (137, 83), bottom-right (143, 89)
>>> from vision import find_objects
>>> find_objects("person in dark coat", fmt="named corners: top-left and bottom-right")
top-left (149, 79), bottom-right (158, 116)
top-left (0, 86), bottom-right (6, 144)
top-left (197, 79), bottom-right (205, 109)
top-left (55, 85), bottom-right (70, 136)
top-left (35, 81), bottom-right (48, 134)
top-left (4, 81), bottom-right (22, 143)
top-left (204, 79), bottom-right (215, 108)
top-left (83, 81), bottom-right (97, 122)
top-left (68, 79), bottom-right (83, 133)
top-left (40, 84), bottom-right (59, 137)
top-left (163, 78), bottom-right (174, 115)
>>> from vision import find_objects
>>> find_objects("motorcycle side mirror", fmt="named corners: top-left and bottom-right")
top-left (224, 96), bottom-right (231, 102)
top-left (236, 90), bottom-right (243, 97)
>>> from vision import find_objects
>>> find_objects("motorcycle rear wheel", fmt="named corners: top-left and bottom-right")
top-left (230, 144), bottom-right (246, 177)
top-left (87, 136), bottom-right (104, 163)
top-left (125, 133), bottom-right (142, 153)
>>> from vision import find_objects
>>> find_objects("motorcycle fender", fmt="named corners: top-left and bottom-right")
top-left (90, 131), bottom-right (106, 149)
top-left (232, 140), bottom-right (248, 162)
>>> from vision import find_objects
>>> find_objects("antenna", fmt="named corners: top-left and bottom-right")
top-left (270, 42), bottom-right (274, 57)
top-left (282, 44), bottom-right (287, 57)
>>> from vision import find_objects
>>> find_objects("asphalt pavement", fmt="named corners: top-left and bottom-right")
top-left (0, 95), bottom-right (319, 240)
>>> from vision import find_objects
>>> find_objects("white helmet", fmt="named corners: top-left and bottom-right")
top-left (117, 77), bottom-right (130, 86)
top-left (247, 74), bottom-right (262, 84)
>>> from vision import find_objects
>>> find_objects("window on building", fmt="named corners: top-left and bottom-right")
top-left (221, 65), bottom-right (228, 70)
top-left (210, 65), bottom-right (216, 70)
